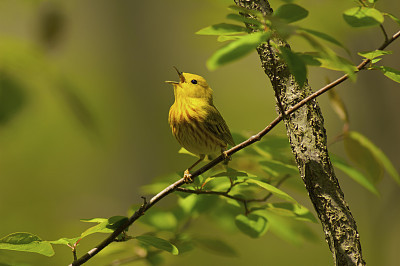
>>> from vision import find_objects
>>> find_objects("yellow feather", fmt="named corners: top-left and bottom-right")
top-left (167, 70), bottom-right (234, 159)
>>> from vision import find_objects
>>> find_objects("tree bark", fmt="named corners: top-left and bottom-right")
top-left (234, 1), bottom-right (365, 265)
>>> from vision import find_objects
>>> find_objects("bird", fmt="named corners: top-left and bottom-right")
top-left (166, 67), bottom-right (234, 183)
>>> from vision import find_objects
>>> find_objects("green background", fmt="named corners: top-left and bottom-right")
top-left (0, 0), bottom-right (399, 265)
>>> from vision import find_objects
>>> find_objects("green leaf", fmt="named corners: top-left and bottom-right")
top-left (254, 210), bottom-right (318, 244)
top-left (259, 159), bottom-right (298, 177)
top-left (194, 237), bottom-right (238, 256)
top-left (344, 132), bottom-right (383, 184)
top-left (178, 147), bottom-right (198, 158)
top-left (246, 179), bottom-right (296, 202)
top-left (235, 214), bottom-right (269, 238)
top-left (344, 131), bottom-right (400, 185)
top-left (178, 194), bottom-right (198, 214)
top-left (226, 13), bottom-right (263, 27)
top-left (277, 47), bottom-right (307, 87)
top-left (301, 52), bottom-right (357, 75)
top-left (371, 58), bottom-right (382, 64)
top-left (274, 4), bottom-right (309, 23)
top-left (49, 237), bottom-right (81, 246)
top-left (299, 28), bottom-right (344, 48)
top-left (136, 235), bottom-right (179, 255)
top-left (346, 131), bottom-right (400, 185)
top-left (358, 50), bottom-right (392, 60)
top-left (385, 13), bottom-right (400, 25)
top-left (80, 216), bottom-right (128, 238)
top-left (377, 66), bottom-right (400, 83)
top-left (265, 202), bottom-right (318, 223)
top-left (211, 169), bottom-right (249, 179)
top-left (0, 232), bottom-right (54, 257)
top-left (207, 31), bottom-right (271, 70)
top-left (331, 154), bottom-right (379, 195)
top-left (299, 33), bottom-right (347, 68)
top-left (196, 23), bottom-right (247, 36)
top-left (139, 209), bottom-right (178, 231)
top-left (217, 35), bottom-right (243, 42)
top-left (343, 7), bottom-right (384, 27)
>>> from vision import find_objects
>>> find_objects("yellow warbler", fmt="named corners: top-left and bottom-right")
top-left (166, 67), bottom-right (234, 182)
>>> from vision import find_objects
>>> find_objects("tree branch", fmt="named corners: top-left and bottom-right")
top-left (70, 14), bottom-right (400, 266)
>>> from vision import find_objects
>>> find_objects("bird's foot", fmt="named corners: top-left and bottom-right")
top-left (222, 151), bottom-right (231, 165)
top-left (183, 169), bottom-right (193, 183)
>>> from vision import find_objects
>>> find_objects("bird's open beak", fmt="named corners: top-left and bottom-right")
top-left (165, 66), bottom-right (185, 85)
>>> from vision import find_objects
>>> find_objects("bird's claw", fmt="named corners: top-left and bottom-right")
top-left (183, 170), bottom-right (193, 183)
top-left (222, 151), bottom-right (231, 165)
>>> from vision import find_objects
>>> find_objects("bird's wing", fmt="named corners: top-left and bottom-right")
top-left (203, 105), bottom-right (235, 147)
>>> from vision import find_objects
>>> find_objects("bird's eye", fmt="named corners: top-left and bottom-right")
top-left (191, 79), bottom-right (197, 84)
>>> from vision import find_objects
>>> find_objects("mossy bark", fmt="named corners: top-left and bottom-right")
top-left (234, 1), bottom-right (365, 265)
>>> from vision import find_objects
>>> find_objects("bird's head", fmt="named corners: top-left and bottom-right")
top-left (166, 67), bottom-right (213, 102)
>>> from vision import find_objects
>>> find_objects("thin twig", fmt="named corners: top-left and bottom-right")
top-left (379, 24), bottom-right (389, 43)
top-left (176, 175), bottom-right (291, 211)
top-left (70, 29), bottom-right (400, 266)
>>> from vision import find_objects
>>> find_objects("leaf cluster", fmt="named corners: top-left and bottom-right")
top-left (196, 2), bottom-right (400, 86)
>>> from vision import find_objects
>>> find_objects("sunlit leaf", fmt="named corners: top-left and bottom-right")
top-left (278, 46), bottom-right (307, 87)
top-left (226, 13), bottom-right (263, 27)
top-left (0, 232), bottom-right (54, 257)
top-left (139, 209), bottom-right (178, 231)
top-left (196, 23), bottom-right (247, 36)
top-left (178, 147), bottom-right (198, 158)
top-left (331, 154), bottom-right (379, 195)
top-left (49, 237), bottom-right (81, 246)
top-left (358, 50), bottom-right (392, 60)
top-left (247, 179), bottom-right (296, 202)
top-left (274, 4), bottom-right (309, 23)
top-left (178, 194), bottom-right (198, 214)
top-left (136, 235), bottom-right (179, 255)
top-left (207, 31), bottom-right (270, 70)
top-left (217, 35), bottom-right (243, 42)
top-left (300, 51), bottom-right (357, 78)
top-left (343, 7), bottom-right (384, 27)
top-left (80, 216), bottom-right (128, 238)
top-left (235, 214), bottom-right (269, 238)
top-left (194, 237), bottom-right (238, 256)
top-left (377, 66), bottom-right (400, 83)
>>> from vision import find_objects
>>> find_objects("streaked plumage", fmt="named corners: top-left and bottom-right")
top-left (166, 68), bottom-right (234, 181)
